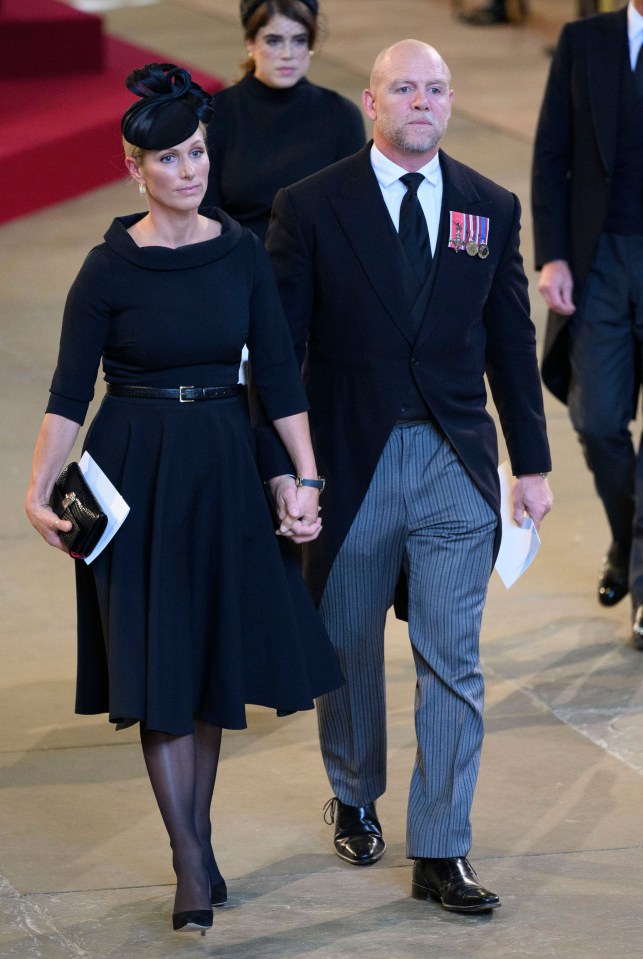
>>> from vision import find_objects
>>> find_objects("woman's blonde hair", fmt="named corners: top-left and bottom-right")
top-left (122, 138), bottom-right (146, 165)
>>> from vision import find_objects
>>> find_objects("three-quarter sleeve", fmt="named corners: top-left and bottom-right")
top-left (245, 235), bottom-right (308, 423)
top-left (46, 248), bottom-right (112, 425)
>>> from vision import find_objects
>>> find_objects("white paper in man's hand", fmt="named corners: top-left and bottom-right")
top-left (78, 451), bottom-right (130, 565)
top-left (494, 461), bottom-right (541, 588)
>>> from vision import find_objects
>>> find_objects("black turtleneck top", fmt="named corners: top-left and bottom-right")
top-left (202, 73), bottom-right (365, 241)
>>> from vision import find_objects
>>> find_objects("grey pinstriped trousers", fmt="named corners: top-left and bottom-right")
top-left (317, 422), bottom-right (497, 858)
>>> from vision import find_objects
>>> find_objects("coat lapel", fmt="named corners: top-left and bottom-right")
top-left (587, 8), bottom-right (627, 176)
top-left (414, 152), bottom-right (485, 351)
top-left (328, 147), bottom-right (417, 345)
top-left (327, 149), bottom-right (492, 350)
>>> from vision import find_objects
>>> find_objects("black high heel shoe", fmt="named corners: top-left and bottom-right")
top-left (210, 879), bottom-right (227, 907)
top-left (172, 908), bottom-right (213, 935)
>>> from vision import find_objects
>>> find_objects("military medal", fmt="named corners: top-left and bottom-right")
top-left (448, 211), bottom-right (465, 251)
top-left (449, 212), bottom-right (491, 256)
top-left (465, 214), bottom-right (479, 255)
top-left (477, 217), bottom-right (490, 259)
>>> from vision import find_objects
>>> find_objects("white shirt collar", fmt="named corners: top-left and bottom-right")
top-left (628, 1), bottom-right (643, 41)
top-left (370, 142), bottom-right (441, 190)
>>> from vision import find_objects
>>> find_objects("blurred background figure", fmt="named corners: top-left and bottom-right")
top-left (458, 0), bottom-right (526, 26)
top-left (578, 1), bottom-right (623, 14)
top-left (531, 0), bottom-right (643, 645)
top-left (459, 0), bottom-right (622, 28)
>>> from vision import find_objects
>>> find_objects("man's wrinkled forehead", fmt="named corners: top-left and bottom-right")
top-left (370, 41), bottom-right (451, 90)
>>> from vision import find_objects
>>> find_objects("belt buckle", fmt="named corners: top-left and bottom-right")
top-left (179, 385), bottom-right (195, 403)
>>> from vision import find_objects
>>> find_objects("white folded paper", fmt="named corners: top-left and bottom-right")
top-left (494, 461), bottom-right (541, 588)
top-left (78, 451), bottom-right (130, 565)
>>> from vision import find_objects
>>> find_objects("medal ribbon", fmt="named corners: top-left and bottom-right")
top-left (467, 214), bottom-right (479, 246)
top-left (449, 212), bottom-right (491, 252)
top-left (448, 211), bottom-right (465, 251)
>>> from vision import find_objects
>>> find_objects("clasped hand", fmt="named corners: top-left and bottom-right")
top-left (268, 475), bottom-right (322, 543)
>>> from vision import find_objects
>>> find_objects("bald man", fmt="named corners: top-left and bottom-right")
top-left (264, 40), bottom-right (552, 912)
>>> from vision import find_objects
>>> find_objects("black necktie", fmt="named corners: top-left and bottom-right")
top-left (399, 173), bottom-right (432, 282)
top-left (635, 43), bottom-right (643, 97)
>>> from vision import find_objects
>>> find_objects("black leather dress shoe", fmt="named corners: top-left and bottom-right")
top-left (412, 857), bottom-right (501, 913)
top-left (323, 797), bottom-right (386, 866)
top-left (598, 544), bottom-right (629, 607)
top-left (632, 605), bottom-right (643, 650)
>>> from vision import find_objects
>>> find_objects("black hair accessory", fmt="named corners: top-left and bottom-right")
top-left (239, 0), bottom-right (318, 27)
top-left (121, 63), bottom-right (214, 150)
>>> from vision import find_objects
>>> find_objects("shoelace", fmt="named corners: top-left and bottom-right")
top-left (322, 796), bottom-right (338, 825)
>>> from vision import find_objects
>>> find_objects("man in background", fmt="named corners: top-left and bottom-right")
top-left (532, 1), bottom-right (643, 644)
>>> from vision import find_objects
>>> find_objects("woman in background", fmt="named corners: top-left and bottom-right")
top-left (202, 0), bottom-right (365, 241)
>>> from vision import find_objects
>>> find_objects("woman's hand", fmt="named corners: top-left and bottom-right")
top-left (25, 412), bottom-right (80, 553)
top-left (270, 411), bottom-right (323, 542)
top-left (269, 475), bottom-right (322, 543)
top-left (25, 498), bottom-right (73, 552)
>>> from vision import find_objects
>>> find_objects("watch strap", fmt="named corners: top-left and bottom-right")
top-left (295, 476), bottom-right (326, 492)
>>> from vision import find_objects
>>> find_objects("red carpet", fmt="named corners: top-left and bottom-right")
top-left (0, 24), bottom-right (224, 224)
top-left (0, 0), bottom-right (104, 76)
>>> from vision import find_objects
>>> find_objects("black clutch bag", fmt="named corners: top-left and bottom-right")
top-left (49, 462), bottom-right (108, 558)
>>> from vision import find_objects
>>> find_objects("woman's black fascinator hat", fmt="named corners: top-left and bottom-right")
top-left (239, 0), bottom-right (318, 27)
top-left (121, 63), bottom-right (214, 151)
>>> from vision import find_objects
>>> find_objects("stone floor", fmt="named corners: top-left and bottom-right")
top-left (2, 0), bottom-right (642, 956)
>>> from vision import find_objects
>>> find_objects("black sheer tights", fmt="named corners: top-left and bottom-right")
top-left (140, 719), bottom-right (223, 914)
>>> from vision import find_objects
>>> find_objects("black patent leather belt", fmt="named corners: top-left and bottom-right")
top-left (106, 383), bottom-right (242, 402)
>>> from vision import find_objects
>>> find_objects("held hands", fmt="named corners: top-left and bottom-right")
top-left (25, 497), bottom-right (73, 553)
top-left (269, 474), bottom-right (322, 544)
top-left (538, 260), bottom-right (576, 316)
top-left (511, 475), bottom-right (553, 531)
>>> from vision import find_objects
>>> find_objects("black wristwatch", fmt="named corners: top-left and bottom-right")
top-left (295, 476), bottom-right (326, 493)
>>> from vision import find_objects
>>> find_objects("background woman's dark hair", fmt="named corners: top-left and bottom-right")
top-left (241, 0), bottom-right (318, 76)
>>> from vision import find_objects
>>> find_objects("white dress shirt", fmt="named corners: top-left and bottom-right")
top-left (369, 143), bottom-right (443, 257)
top-left (628, 0), bottom-right (643, 70)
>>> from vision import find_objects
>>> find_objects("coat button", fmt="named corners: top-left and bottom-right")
top-left (411, 357), bottom-right (419, 367)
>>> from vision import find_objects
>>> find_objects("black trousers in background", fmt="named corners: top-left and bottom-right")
top-left (568, 232), bottom-right (643, 604)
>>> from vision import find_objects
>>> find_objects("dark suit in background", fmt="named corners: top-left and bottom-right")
top-left (266, 40), bottom-right (552, 912)
top-left (532, 2), bottom-right (643, 638)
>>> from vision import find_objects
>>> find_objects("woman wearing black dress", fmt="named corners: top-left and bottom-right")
top-left (202, 0), bottom-right (365, 241)
top-left (25, 63), bottom-right (342, 936)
